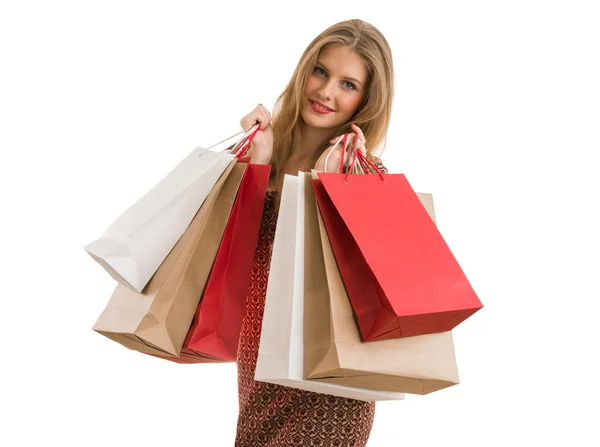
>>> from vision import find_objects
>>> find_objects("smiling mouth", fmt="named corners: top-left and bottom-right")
top-left (310, 100), bottom-right (334, 112)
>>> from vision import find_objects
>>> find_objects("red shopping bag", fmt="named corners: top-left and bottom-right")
top-left (312, 149), bottom-right (482, 341)
top-left (181, 162), bottom-right (270, 361)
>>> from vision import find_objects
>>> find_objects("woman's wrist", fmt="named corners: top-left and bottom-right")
top-left (251, 151), bottom-right (272, 165)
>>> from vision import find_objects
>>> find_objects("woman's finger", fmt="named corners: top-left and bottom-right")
top-left (240, 116), bottom-right (253, 132)
top-left (257, 104), bottom-right (270, 122)
top-left (262, 112), bottom-right (271, 128)
top-left (350, 125), bottom-right (367, 156)
top-left (240, 104), bottom-right (271, 131)
top-left (351, 123), bottom-right (365, 142)
top-left (263, 107), bottom-right (271, 121)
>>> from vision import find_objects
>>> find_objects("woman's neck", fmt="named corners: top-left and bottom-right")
top-left (292, 123), bottom-right (333, 160)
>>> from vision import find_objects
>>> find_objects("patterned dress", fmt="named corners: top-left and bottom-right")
top-left (235, 159), bottom-right (387, 447)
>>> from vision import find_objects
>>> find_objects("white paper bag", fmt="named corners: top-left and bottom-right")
top-left (85, 147), bottom-right (235, 292)
top-left (254, 173), bottom-right (404, 402)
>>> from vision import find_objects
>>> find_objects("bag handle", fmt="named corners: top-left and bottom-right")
top-left (323, 134), bottom-right (366, 174)
top-left (206, 124), bottom-right (260, 157)
top-left (351, 134), bottom-right (370, 175)
top-left (324, 134), bottom-right (346, 173)
top-left (324, 133), bottom-right (385, 182)
top-left (230, 125), bottom-right (260, 158)
top-left (346, 150), bottom-right (385, 183)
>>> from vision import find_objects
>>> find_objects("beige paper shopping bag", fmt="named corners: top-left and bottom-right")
top-left (93, 161), bottom-right (246, 357)
top-left (305, 171), bottom-right (459, 395)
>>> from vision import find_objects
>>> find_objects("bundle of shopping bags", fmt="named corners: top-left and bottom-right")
top-left (86, 130), bottom-right (483, 399)
top-left (86, 126), bottom-right (267, 363)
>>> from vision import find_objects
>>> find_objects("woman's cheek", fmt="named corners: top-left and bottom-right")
top-left (304, 76), bottom-right (320, 95)
top-left (339, 94), bottom-right (362, 115)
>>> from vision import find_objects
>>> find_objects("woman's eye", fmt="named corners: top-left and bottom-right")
top-left (342, 81), bottom-right (356, 90)
top-left (314, 67), bottom-right (327, 76)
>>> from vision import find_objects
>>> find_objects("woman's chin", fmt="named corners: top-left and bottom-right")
top-left (301, 109), bottom-right (339, 130)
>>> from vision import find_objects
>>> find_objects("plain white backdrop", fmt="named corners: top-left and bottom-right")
top-left (1, 1), bottom-right (599, 446)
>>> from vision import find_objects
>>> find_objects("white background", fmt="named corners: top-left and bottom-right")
top-left (1, 1), bottom-right (599, 446)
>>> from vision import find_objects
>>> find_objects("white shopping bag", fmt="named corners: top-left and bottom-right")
top-left (254, 173), bottom-right (404, 402)
top-left (85, 147), bottom-right (235, 292)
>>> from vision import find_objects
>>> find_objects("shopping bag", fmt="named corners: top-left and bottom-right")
top-left (92, 162), bottom-right (246, 357)
top-left (85, 147), bottom-right (236, 292)
top-left (305, 169), bottom-right (459, 394)
top-left (254, 173), bottom-right (404, 401)
top-left (313, 151), bottom-right (482, 340)
top-left (181, 162), bottom-right (270, 361)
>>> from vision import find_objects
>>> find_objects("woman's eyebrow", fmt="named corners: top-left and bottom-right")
top-left (316, 60), bottom-right (363, 87)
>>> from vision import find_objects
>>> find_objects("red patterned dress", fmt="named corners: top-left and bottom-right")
top-left (235, 160), bottom-right (387, 447)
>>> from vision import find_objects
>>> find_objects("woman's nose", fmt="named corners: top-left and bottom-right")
top-left (318, 80), bottom-right (335, 101)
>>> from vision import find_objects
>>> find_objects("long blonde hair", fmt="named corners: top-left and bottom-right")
top-left (270, 19), bottom-right (395, 185)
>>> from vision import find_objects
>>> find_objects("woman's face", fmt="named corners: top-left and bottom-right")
top-left (301, 45), bottom-right (369, 130)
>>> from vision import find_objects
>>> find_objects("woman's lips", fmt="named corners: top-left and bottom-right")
top-left (309, 100), bottom-right (334, 114)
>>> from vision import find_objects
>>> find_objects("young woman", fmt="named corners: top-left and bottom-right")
top-left (235, 19), bottom-right (394, 446)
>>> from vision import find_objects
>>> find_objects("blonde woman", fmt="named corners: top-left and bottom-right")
top-left (235, 19), bottom-right (394, 447)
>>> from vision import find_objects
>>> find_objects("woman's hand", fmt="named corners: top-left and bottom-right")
top-left (240, 104), bottom-right (274, 165)
top-left (314, 123), bottom-right (367, 172)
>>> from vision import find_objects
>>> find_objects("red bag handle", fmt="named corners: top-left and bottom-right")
top-left (351, 134), bottom-right (372, 175)
top-left (342, 134), bottom-right (385, 183)
top-left (357, 152), bottom-right (385, 181)
top-left (339, 134), bottom-right (350, 174)
top-left (234, 125), bottom-right (261, 159)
